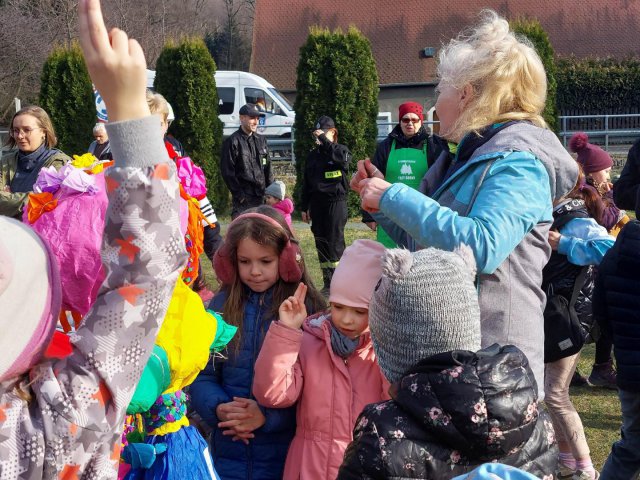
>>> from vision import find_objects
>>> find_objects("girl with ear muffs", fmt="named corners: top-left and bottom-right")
top-left (189, 206), bottom-right (325, 480)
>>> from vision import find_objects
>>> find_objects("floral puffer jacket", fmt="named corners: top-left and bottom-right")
top-left (338, 344), bottom-right (557, 479)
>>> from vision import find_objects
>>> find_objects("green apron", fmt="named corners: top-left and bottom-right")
top-left (376, 139), bottom-right (429, 247)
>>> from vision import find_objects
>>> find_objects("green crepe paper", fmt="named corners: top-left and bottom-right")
top-left (126, 345), bottom-right (170, 415)
top-left (208, 310), bottom-right (237, 352)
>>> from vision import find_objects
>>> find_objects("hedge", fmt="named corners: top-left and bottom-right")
top-left (511, 18), bottom-right (559, 132)
top-left (39, 43), bottom-right (95, 155)
top-left (293, 26), bottom-right (379, 216)
top-left (154, 38), bottom-right (227, 213)
top-left (556, 57), bottom-right (640, 113)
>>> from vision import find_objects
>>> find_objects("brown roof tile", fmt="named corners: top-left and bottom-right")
top-left (251, 0), bottom-right (640, 91)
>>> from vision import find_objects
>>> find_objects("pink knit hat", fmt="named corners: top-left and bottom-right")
top-left (329, 239), bottom-right (385, 309)
top-left (0, 217), bottom-right (62, 382)
top-left (569, 132), bottom-right (613, 174)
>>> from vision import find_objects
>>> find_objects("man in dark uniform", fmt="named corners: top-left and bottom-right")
top-left (300, 115), bottom-right (352, 294)
top-left (221, 103), bottom-right (273, 218)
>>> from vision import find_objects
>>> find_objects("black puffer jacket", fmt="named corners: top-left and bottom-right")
top-left (338, 345), bottom-right (557, 479)
top-left (542, 199), bottom-right (597, 338)
top-left (593, 220), bottom-right (640, 392)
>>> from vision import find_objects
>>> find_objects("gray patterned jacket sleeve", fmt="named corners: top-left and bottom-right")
top-left (0, 116), bottom-right (187, 480)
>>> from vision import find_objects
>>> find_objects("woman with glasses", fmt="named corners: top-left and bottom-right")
top-left (361, 102), bottom-right (438, 246)
top-left (1, 106), bottom-right (70, 218)
top-left (352, 10), bottom-right (579, 407)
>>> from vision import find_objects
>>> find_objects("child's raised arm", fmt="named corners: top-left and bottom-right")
top-left (252, 283), bottom-right (309, 408)
top-left (278, 283), bottom-right (308, 331)
top-left (78, 0), bottom-right (149, 123)
top-left (31, 0), bottom-right (186, 460)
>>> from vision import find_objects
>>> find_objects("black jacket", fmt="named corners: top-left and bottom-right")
top-left (542, 199), bottom-right (596, 335)
top-left (614, 138), bottom-right (640, 217)
top-left (362, 125), bottom-right (438, 223)
top-left (593, 220), bottom-right (640, 392)
top-left (338, 345), bottom-right (557, 479)
top-left (220, 128), bottom-right (273, 201)
top-left (299, 134), bottom-right (351, 211)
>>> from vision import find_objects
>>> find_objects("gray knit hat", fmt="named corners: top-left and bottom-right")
top-left (369, 245), bottom-right (482, 383)
top-left (265, 180), bottom-right (286, 200)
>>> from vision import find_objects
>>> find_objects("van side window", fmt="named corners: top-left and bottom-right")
top-left (244, 88), bottom-right (282, 116)
top-left (218, 87), bottom-right (235, 115)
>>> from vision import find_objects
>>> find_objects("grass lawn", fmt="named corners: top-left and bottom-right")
top-left (200, 220), bottom-right (621, 470)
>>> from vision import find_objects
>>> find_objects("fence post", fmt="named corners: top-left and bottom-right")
top-left (291, 126), bottom-right (296, 165)
top-left (605, 115), bottom-right (609, 150)
top-left (14, 98), bottom-right (21, 113)
top-left (561, 116), bottom-right (567, 146)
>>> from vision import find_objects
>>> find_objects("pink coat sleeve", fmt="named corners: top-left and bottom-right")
top-left (252, 321), bottom-right (304, 408)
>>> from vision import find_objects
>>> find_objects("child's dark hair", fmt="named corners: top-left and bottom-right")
top-left (222, 206), bottom-right (326, 350)
top-left (567, 166), bottom-right (605, 226)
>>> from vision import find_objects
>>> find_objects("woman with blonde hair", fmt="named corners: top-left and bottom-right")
top-left (352, 10), bottom-right (578, 402)
top-left (1, 106), bottom-right (70, 218)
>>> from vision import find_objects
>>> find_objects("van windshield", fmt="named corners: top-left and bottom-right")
top-left (268, 88), bottom-right (293, 112)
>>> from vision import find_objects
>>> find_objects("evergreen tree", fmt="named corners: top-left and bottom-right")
top-left (155, 38), bottom-right (227, 213)
top-left (511, 18), bottom-right (559, 132)
top-left (293, 26), bottom-right (379, 216)
top-left (39, 43), bottom-right (95, 155)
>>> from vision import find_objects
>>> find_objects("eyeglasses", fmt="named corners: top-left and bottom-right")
top-left (10, 127), bottom-right (42, 137)
top-left (401, 117), bottom-right (421, 125)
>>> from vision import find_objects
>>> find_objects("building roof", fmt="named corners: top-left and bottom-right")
top-left (251, 0), bottom-right (640, 91)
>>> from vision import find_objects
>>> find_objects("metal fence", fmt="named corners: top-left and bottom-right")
top-left (559, 114), bottom-right (640, 151)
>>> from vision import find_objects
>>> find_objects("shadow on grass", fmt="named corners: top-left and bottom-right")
top-left (579, 409), bottom-right (622, 431)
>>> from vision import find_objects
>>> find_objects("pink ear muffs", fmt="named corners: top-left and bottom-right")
top-left (213, 213), bottom-right (303, 285)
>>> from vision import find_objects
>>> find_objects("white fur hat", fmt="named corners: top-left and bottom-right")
top-left (0, 217), bottom-right (61, 381)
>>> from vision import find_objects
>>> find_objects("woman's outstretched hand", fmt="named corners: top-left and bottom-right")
top-left (78, 0), bottom-right (149, 122)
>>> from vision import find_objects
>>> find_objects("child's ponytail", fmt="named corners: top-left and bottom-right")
top-left (567, 166), bottom-right (605, 226)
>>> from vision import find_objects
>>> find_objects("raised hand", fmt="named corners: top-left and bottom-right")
top-left (77, 0), bottom-right (149, 122)
top-left (278, 283), bottom-right (308, 330)
top-left (359, 176), bottom-right (392, 214)
top-left (351, 158), bottom-right (384, 194)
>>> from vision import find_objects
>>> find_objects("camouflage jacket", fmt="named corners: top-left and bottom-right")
top-left (0, 116), bottom-right (187, 479)
top-left (0, 149), bottom-right (70, 218)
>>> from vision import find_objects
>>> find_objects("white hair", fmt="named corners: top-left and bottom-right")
top-left (436, 10), bottom-right (547, 140)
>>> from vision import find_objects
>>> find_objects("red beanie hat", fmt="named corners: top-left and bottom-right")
top-left (398, 102), bottom-right (424, 121)
top-left (568, 132), bottom-right (613, 174)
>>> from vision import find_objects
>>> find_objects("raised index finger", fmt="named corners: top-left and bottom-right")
top-left (78, 0), bottom-right (111, 60)
top-left (294, 283), bottom-right (307, 305)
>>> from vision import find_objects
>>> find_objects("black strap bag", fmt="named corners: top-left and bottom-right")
top-left (544, 267), bottom-right (590, 363)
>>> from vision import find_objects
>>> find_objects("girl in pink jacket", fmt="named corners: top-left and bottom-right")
top-left (253, 239), bottom-right (390, 480)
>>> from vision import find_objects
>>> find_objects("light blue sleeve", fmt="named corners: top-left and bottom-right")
top-left (378, 154), bottom-right (551, 274)
top-left (557, 217), bottom-right (615, 266)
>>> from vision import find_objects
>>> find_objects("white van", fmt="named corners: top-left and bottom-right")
top-left (146, 69), bottom-right (295, 139)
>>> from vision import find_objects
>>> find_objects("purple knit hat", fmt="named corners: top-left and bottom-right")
top-left (0, 217), bottom-right (62, 382)
top-left (569, 132), bottom-right (613, 174)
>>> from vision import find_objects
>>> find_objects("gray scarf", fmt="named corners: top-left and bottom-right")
top-left (330, 322), bottom-right (360, 359)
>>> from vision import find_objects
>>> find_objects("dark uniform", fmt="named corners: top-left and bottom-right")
top-left (300, 130), bottom-right (351, 291)
top-left (220, 127), bottom-right (273, 219)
